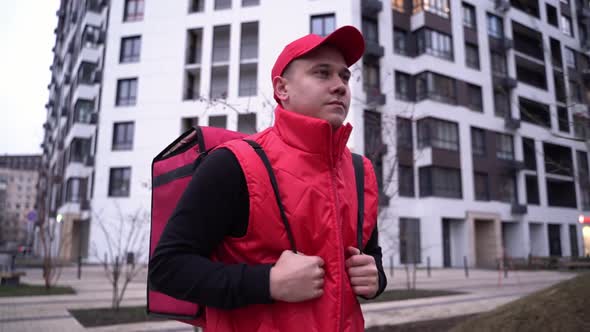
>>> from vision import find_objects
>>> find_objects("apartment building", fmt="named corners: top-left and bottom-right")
top-left (40, 0), bottom-right (590, 266)
top-left (0, 155), bottom-right (41, 251)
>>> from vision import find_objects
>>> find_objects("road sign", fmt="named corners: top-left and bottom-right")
top-left (26, 210), bottom-right (38, 223)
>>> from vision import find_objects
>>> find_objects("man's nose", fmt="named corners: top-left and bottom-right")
top-left (331, 78), bottom-right (347, 96)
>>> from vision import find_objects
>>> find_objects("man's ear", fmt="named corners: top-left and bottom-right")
top-left (272, 76), bottom-right (289, 104)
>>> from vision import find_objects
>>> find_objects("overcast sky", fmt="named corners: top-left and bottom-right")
top-left (0, 0), bottom-right (60, 155)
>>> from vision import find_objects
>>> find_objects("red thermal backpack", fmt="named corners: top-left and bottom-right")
top-left (147, 126), bottom-right (366, 327)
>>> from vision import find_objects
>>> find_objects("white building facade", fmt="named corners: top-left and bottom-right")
top-left (42, 0), bottom-right (590, 267)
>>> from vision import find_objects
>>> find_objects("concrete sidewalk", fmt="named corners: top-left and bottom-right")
top-left (0, 266), bottom-right (578, 331)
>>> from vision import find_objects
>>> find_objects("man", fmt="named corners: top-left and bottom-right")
top-left (149, 25), bottom-right (386, 331)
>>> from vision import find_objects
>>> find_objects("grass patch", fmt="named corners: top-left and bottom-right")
top-left (360, 289), bottom-right (464, 304)
top-left (69, 306), bottom-right (166, 327)
top-left (449, 272), bottom-right (590, 332)
top-left (0, 283), bottom-right (75, 297)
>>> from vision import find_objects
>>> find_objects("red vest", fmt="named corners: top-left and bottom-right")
top-left (206, 107), bottom-right (379, 332)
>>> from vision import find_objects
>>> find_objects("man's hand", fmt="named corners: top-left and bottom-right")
top-left (269, 250), bottom-right (325, 302)
top-left (345, 246), bottom-right (378, 298)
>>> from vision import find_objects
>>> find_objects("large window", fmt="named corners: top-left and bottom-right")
top-left (123, 0), bottom-right (144, 22)
top-left (523, 137), bottom-right (537, 170)
top-left (66, 178), bottom-right (85, 203)
top-left (416, 72), bottom-right (456, 104)
top-left (465, 43), bottom-right (480, 69)
top-left (494, 91), bottom-right (510, 118)
top-left (462, 2), bottom-right (476, 29)
top-left (238, 113), bottom-right (257, 134)
top-left (212, 25), bottom-right (230, 63)
top-left (394, 28), bottom-right (408, 56)
top-left (397, 116), bottom-right (413, 149)
top-left (116, 78), bottom-right (138, 106)
top-left (399, 166), bottom-right (415, 197)
top-left (399, 218), bottom-right (421, 264)
top-left (418, 118), bottom-right (459, 151)
top-left (467, 84), bottom-right (483, 112)
top-left (498, 175), bottom-right (517, 203)
top-left (395, 71), bottom-right (411, 101)
top-left (474, 172), bottom-right (490, 201)
top-left (120, 36), bottom-right (141, 63)
top-left (561, 15), bottom-right (573, 37)
top-left (239, 64), bottom-right (257, 97)
top-left (526, 175), bottom-right (540, 205)
top-left (413, 0), bottom-right (450, 18)
top-left (310, 14), bottom-right (335, 37)
top-left (491, 52), bottom-right (507, 75)
top-left (471, 127), bottom-right (486, 156)
top-left (564, 47), bottom-right (576, 68)
top-left (112, 122), bottom-right (134, 151)
top-left (487, 13), bottom-right (504, 38)
top-left (419, 167), bottom-right (462, 198)
top-left (362, 18), bottom-right (379, 44)
top-left (416, 29), bottom-right (453, 60)
top-left (214, 0), bottom-right (232, 10)
top-left (496, 133), bottom-right (514, 160)
top-left (108, 167), bottom-right (131, 197)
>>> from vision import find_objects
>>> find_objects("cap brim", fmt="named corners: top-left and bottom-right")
top-left (317, 25), bottom-right (365, 67)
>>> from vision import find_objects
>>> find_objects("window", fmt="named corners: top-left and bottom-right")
top-left (519, 97), bottom-right (551, 128)
top-left (474, 172), bottom-right (490, 201)
top-left (212, 25), bottom-right (230, 63)
top-left (189, 0), bottom-right (204, 13)
top-left (471, 127), bottom-right (486, 156)
top-left (515, 56), bottom-right (547, 90)
top-left (550, 38), bottom-right (563, 67)
top-left (397, 117), bottom-right (413, 149)
top-left (564, 47), bottom-right (576, 68)
top-left (112, 122), bottom-right (134, 150)
top-left (416, 72), bottom-right (456, 104)
top-left (214, 0), bottom-right (232, 10)
top-left (487, 13), bottom-right (503, 38)
top-left (210, 66), bottom-right (229, 99)
top-left (363, 61), bottom-right (381, 94)
top-left (569, 80), bottom-right (582, 103)
top-left (181, 117), bottom-right (199, 133)
top-left (577, 150), bottom-right (589, 177)
top-left (544, 142), bottom-right (574, 176)
top-left (462, 2), bottom-right (476, 29)
top-left (74, 99), bottom-right (94, 123)
top-left (239, 64), bottom-right (257, 97)
top-left (418, 118), bottom-right (459, 151)
top-left (362, 18), bottom-right (379, 44)
top-left (66, 178), bottom-right (84, 203)
top-left (209, 115), bottom-right (227, 128)
top-left (494, 91), bottom-right (510, 118)
top-left (395, 71), bottom-right (411, 101)
top-left (123, 0), bottom-right (144, 22)
top-left (310, 14), bottom-right (335, 37)
top-left (526, 175), bottom-right (540, 205)
top-left (419, 167), bottom-right (462, 198)
top-left (465, 43), bottom-right (480, 69)
top-left (467, 84), bottom-right (482, 112)
top-left (69, 138), bottom-right (91, 163)
top-left (498, 175), bottom-right (517, 203)
top-left (116, 78), bottom-right (138, 106)
top-left (496, 133), bottom-right (514, 160)
top-left (242, 0), bottom-right (259, 6)
top-left (183, 69), bottom-right (201, 100)
top-left (546, 4), bottom-right (558, 27)
top-left (554, 71), bottom-right (567, 102)
top-left (393, 0), bottom-right (405, 12)
top-left (547, 178), bottom-right (577, 208)
top-left (238, 113), bottom-right (256, 134)
top-left (413, 0), bottom-right (450, 18)
top-left (416, 29), bottom-right (453, 60)
top-left (120, 36), bottom-right (141, 63)
top-left (490, 52), bottom-right (507, 75)
top-left (108, 167), bottom-right (131, 197)
top-left (398, 166), bottom-right (415, 197)
top-left (240, 22), bottom-right (258, 60)
top-left (558, 107), bottom-right (569, 133)
top-left (399, 218), bottom-right (421, 264)
top-left (523, 137), bottom-right (537, 170)
top-left (561, 15), bottom-right (573, 37)
top-left (186, 28), bottom-right (203, 65)
top-left (393, 29), bottom-right (408, 55)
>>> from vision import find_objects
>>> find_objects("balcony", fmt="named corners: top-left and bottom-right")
top-left (365, 87), bottom-right (386, 106)
top-left (511, 203), bottom-right (528, 215)
top-left (495, 0), bottom-right (510, 12)
top-left (362, 0), bottom-right (383, 17)
top-left (84, 155), bottom-right (95, 167)
top-left (364, 41), bottom-right (385, 58)
top-left (502, 159), bottom-right (525, 172)
top-left (493, 75), bottom-right (518, 91)
top-left (505, 117), bottom-right (521, 130)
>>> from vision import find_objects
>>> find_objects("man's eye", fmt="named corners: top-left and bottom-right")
top-left (316, 70), bottom-right (329, 77)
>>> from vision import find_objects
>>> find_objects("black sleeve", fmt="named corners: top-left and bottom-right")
top-left (148, 148), bottom-right (273, 309)
top-left (362, 226), bottom-right (387, 299)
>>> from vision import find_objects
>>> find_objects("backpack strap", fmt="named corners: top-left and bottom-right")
top-left (352, 153), bottom-right (365, 253)
top-left (244, 140), bottom-right (298, 253)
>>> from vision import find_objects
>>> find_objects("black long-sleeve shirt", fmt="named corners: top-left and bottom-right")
top-left (149, 148), bottom-right (387, 309)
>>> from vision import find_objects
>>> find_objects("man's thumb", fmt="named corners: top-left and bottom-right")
top-left (346, 246), bottom-right (361, 257)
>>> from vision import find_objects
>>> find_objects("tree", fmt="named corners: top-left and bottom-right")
top-left (93, 202), bottom-right (149, 311)
top-left (37, 213), bottom-right (71, 290)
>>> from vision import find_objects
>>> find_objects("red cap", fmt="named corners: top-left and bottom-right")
top-left (271, 25), bottom-right (365, 103)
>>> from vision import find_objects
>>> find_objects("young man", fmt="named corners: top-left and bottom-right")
top-left (149, 25), bottom-right (386, 331)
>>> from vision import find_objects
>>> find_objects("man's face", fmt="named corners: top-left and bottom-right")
top-left (276, 46), bottom-right (351, 128)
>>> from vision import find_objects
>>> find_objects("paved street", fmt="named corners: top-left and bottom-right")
top-left (0, 265), bottom-right (578, 331)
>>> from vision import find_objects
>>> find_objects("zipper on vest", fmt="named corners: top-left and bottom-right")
top-left (330, 166), bottom-right (344, 332)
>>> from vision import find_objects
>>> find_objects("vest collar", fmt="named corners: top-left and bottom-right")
top-left (273, 106), bottom-right (352, 164)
